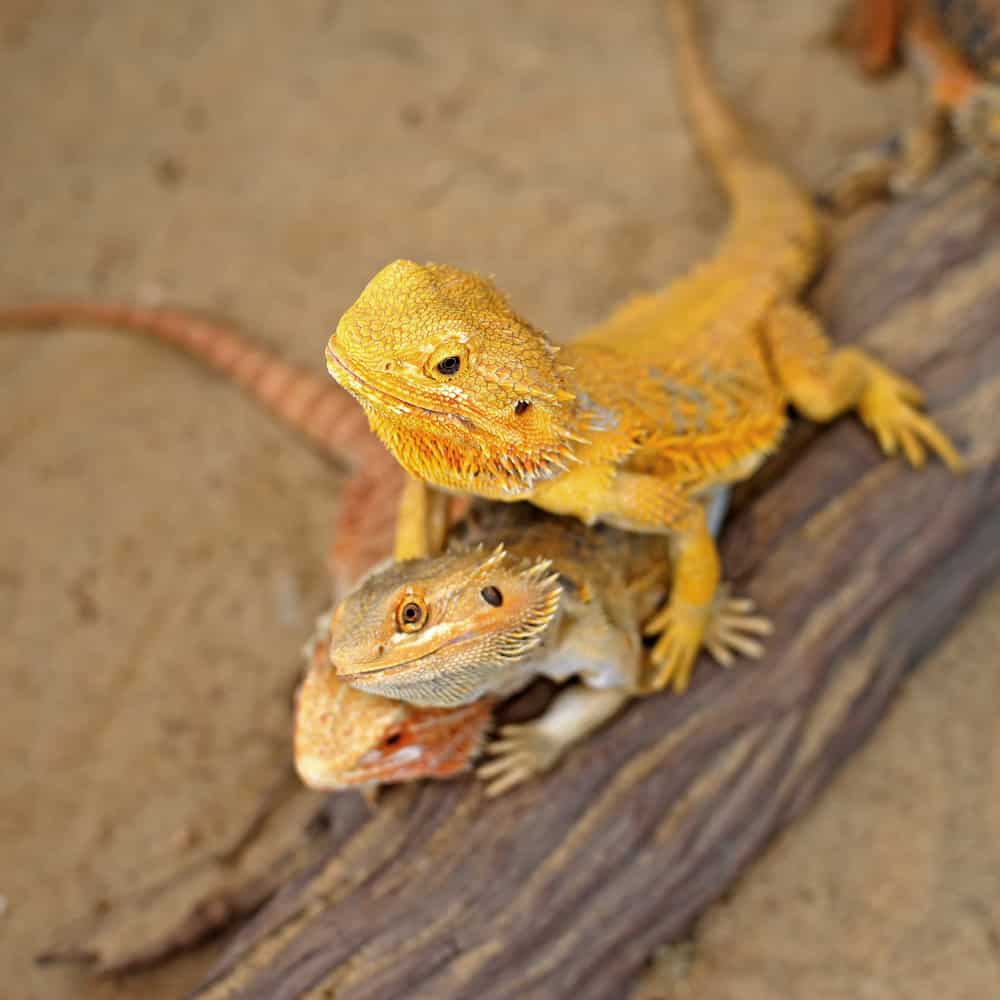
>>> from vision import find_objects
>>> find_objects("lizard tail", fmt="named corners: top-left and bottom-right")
top-left (0, 301), bottom-right (378, 466)
top-left (664, 0), bottom-right (824, 292)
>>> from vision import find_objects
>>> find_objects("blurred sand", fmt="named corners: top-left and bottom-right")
top-left (1, 2), bottom-right (996, 997)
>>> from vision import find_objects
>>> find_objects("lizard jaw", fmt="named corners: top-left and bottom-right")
top-left (325, 342), bottom-right (449, 419)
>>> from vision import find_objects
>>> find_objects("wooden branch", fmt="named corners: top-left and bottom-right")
top-left (192, 157), bottom-right (1000, 1000)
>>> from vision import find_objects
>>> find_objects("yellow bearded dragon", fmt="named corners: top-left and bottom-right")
top-left (323, 0), bottom-right (962, 693)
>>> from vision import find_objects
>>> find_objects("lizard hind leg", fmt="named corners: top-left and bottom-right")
top-left (764, 301), bottom-right (962, 471)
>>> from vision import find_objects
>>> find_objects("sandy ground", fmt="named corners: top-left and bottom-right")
top-left (1, 1), bottom-right (996, 997)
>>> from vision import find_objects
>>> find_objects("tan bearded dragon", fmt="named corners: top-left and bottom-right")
top-left (323, 0), bottom-right (962, 694)
top-left (313, 500), bottom-right (769, 797)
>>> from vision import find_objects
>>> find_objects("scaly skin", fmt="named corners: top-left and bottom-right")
top-left (0, 301), bottom-right (381, 469)
top-left (828, 0), bottom-right (1000, 210)
top-left (324, 0), bottom-right (962, 693)
top-left (0, 300), bottom-right (493, 786)
top-left (294, 617), bottom-right (493, 790)
top-left (320, 501), bottom-right (771, 796)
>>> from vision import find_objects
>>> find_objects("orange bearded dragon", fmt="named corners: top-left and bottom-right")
top-left (323, 0), bottom-right (962, 694)
top-left (828, 0), bottom-right (1000, 210)
top-left (293, 618), bottom-right (493, 791)
top-left (0, 301), bottom-right (495, 789)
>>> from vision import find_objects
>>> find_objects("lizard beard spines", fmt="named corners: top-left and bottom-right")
top-left (475, 426), bottom-right (586, 494)
top-left (490, 561), bottom-right (562, 662)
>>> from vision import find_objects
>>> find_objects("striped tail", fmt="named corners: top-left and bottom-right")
top-left (664, 0), bottom-right (824, 293)
top-left (0, 301), bottom-right (380, 467)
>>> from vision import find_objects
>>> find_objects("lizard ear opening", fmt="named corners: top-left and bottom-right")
top-left (480, 585), bottom-right (503, 607)
top-left (514, 400), bottom-right (530, 415)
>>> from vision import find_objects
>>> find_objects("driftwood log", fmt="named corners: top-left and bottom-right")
top-left (185, 157), bottom-right (1000, 1000)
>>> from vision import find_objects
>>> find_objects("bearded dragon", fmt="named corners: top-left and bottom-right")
top-left (323, 0), bottom-right (962, 694)
top-left (827, 0), bottom-right (1000, 211)
top-left (315, 500), bottom-right (770, 797)
top-left (0, 304), bottom-right (753, 797)
top-left (293, 618), bottom-right (494, 791)
top-left (0, 301), bottom-right (499, 788)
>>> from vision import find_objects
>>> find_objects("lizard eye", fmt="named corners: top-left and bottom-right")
top-left (480, 585), bottom-right (503, 607)
top-left (384, 731), bottom-right (402, 746)
top-left (395, 595), bottom-right (428, 632)
top-left (436, 355), bottom-right (461, 375)
top-left (514, 400), bottom-right (530, 416)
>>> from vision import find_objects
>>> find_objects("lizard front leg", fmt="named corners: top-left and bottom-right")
top-left (643, 507), bottom-right (721, 694)
top-left (765, 301), bottom-right (962, 470)
top-left (478, 686), bottom-right (629, 797)
top-left (593, 471), bottom-right (723, 694)
top-left (393, 476), bottom-right (451, 560)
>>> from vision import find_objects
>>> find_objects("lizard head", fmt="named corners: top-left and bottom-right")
top-left (326, 260), bottom-right (586, 496)
top-left (294, 629), bottom-right (493, 789)
top-left (954, 82), bottom-right (1000, 174)
top-left (326, 543), bottom-right (562, 706)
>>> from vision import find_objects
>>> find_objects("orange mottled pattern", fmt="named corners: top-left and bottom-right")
top-left (294, 623), bottom-right (492, 789)
top-left (0, 301), bottom-right (384, 466)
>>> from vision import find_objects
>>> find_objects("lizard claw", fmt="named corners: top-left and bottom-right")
top-left (478, 724), bottom-right (562, 797)
top-left (702, 586), bottom-right (773, 668)
top-left (859, 369), bottom-right (962, 472)
top-left (643, 586), bottom-right (772, 692)
top-left (642, 603), bottom-right (709, 695)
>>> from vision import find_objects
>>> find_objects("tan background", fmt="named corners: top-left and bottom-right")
top-left (1, 1), bottom-right (997, 997)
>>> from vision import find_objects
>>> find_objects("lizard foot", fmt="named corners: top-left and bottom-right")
top-left (859, 365), bottom-right (962, 471)
top-left (642, 602), bottom-right (710, 695)
top-left (478, 724), bottom-right (563, 797)
top-left (820, 102), bottom-right (951, 214)
top-left (702, 586), bottom-right (773, 668)
top-left (820, 145), bottom-right (900, 214)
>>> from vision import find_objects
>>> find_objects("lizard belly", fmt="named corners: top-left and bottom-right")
top-left (532, 605), bottom-right (643, 691)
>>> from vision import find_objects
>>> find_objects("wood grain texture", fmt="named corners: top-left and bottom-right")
top-left (193, 156), bottom-right (1000, 1000)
